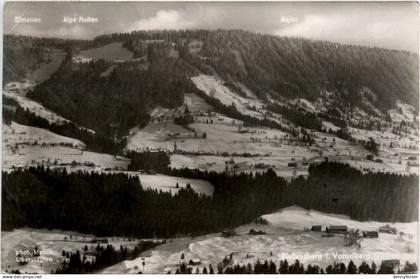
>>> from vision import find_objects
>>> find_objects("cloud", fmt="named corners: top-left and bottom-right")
top-left (55, 25), bottom-right (92, 39)
top-left (275, 12), bottom-right (418, 52)
top-left (130, 9), bottom-right (196, 31)
top-left (3, 2), bottom-right (418, 52)
top-left (129, 6), bottom-right (225, 32)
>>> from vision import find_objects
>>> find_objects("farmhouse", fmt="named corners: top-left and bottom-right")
top-left (379, 225), bottom-right (397, 234)
top-left (249, 229), bottom-right (266, 235)
top-left (189, 259), bottom-right (201, 265)
top-left (326, 225), bottom-right (348, 234)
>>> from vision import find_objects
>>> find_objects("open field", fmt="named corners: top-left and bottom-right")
top-left (133, 173), bottom-right (214, 196)
top-left (78, 42), bottom-right (133, 61)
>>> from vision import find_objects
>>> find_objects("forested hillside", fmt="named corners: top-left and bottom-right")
top-left (113, 30), bottom-right (419, 111)
top-left (10, 29), bottom-right (415, 138)
top-left (28, 54), bottom-right (197, 136)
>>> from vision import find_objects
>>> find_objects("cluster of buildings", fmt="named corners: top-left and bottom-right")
top-left (310, 224), bottom-right (398, 237)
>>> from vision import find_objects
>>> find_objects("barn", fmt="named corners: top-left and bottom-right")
top-left (379, 225), bottom-right (397, 234)
top-left (189, 259), bottom-right (201, 265)
top-left (326, 225), bottom-right (348, 234)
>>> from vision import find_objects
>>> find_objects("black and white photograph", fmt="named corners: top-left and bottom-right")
top-left (1, 1), bottom-right (419, 276)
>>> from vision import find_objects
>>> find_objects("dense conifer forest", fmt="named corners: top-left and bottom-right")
top-left (101, 30), bottom-right (420, 111)
top-left (27, 52), bottom-right (196, 136)
top-left (2, 162), bottom-right (417, 238)
top-left (54, 241), bottom-right (162, 274)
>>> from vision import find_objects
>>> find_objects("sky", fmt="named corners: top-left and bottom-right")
top-left (3, 1), bottom-right (419, 52)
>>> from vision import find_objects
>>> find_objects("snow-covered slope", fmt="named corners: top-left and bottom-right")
top-left (102, 206), bottom-right (418, 274)
top-left (2, 122), bottom-right (128, 171)
top-left (191, 74), bottom-right (264, 118)
top-left (4, 85), bottom-right (70, 124)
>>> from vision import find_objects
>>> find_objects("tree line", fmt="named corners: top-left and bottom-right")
top-left (175, 258), bottom-right (417, 274)
top-left (266, 103), bottom-right (322, 131)
top-left (54, 241), bottom-right (162, 274)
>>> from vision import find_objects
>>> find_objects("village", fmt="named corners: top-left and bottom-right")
top-left (3, 206), bottom-right (417, 274)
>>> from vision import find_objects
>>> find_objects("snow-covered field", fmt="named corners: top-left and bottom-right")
top-left (170, 154), bottom-right (312, 178)
top-left (4, 85), bottom-right (70, 124)
top-left (388, 101), bottom-right (416, 123)
top-left (3, 122), bottom-right (84, 149)
top-left (102, 206), bottom-right (418, 274)
top-left (126, 117), bottom-right (318, 176)
top-left (2, 145), bottom-right (130, 171)
top-left (127, 110), bottom-right (418, 176)
top-left (78, 42), bottom-right (133, 62)
top-left (136, 173), bottom-right (214, 196)
top-left (2, 122), bottom-right (129, 171)
top-left (127, 114), bottom-right (418, 177)
top-left (184, 93), bottom-right (213, 112)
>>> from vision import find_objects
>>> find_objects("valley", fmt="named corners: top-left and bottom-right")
top-left (1, 30), bottom-right (419, 274)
